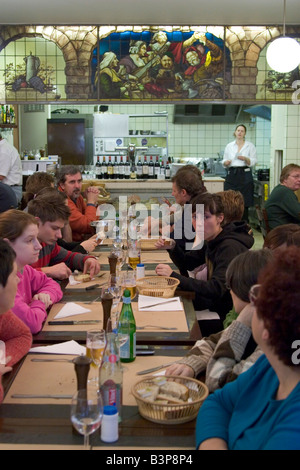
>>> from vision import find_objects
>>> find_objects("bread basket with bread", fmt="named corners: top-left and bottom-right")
top-left (132, 375), bottom-right (208, 424)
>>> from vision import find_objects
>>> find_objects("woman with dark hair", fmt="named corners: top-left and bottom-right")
top-left (155, 192), bottom-right (254, 335)
top-left (196, 246), bottom-right (300, 450)
top-left (222, 124), bottom-right (257, 222)
top-left (263, 223), bottom-right (300, 250)
top-left (165, 249), bottom-right (272, 391)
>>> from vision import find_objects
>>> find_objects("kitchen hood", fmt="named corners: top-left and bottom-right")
top-left (173, 104), bottom-right (247, 124)
top-left (243, 105), bottom-right (271, 121)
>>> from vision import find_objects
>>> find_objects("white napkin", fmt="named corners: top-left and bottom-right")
top-left (54, 302), bottom-right (91, 319)
top-left (138, 295), bottom-right (183, 312)
top-left (29, 340), bottom-right (86, 355)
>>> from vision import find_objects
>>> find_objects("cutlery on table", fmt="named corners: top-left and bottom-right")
top-left (59, 297), bottom-right (101, 304)
top-left (48, 320), bottom-right (101, 325)
top-left (136, 325), bottom-right (177, 330)
top-left (137, 363), bottom-right (174, 375)
top-left (11, 394), bottom-right (73, 399)
top-left (31, 358), bottom-right (74, 363)
top-left (85, 281), bottom-right (108, 290)
top-left (139, 298), bottom-right (179, 309)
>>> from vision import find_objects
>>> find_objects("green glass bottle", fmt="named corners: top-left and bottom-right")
top-left (118, 289), bottom-right (136, 363)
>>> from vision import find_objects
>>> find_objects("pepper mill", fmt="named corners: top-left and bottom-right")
top-left (101, 290), bottom-right (114, 331)
top-left (72, 355), bottom-right (92, 391)
top-left (108, 253), bottom-right (118, 277)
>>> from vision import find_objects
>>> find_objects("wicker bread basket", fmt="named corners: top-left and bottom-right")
top-left (136, 276), bottom-right (180, 298)
top-left (132, 375), bottom-right (209, 424)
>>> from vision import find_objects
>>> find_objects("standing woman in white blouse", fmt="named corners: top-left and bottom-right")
top-left (222, 124), bottom-right (257, 222)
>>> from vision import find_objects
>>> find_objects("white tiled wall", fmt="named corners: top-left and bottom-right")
top-left (51, 103), bottom-right (271, 166)
top-left (270, 104), bottom-right (300, 190)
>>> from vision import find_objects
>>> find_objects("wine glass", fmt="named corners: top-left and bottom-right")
top-left (127, 239), bottom-right (141, 271)
top-left (107, 284), bottom-right (122, 332)
top-left (71, 388), bottom-right (103, 450)
top-left (120, 271), bottom-right (137, 300)
top-left (86, 329), bottom-right (106, 384)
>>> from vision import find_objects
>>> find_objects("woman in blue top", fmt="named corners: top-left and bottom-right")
top-left (196, 245), bottom-right (300, 450)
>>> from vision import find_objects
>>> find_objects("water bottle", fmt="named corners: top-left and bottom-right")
top-left (118, 289), bottom-right (136, 363)
top-left (100, 333), bottom-right (123, 420)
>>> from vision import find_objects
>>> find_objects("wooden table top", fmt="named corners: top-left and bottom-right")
top-left (0, 347), bottom-right (198, 450)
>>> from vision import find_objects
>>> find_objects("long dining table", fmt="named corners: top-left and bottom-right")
top-left (0, 238), bottom-right (204, 452)
top-left (0, 346), bottom-right (199, 451)
top-left (33, 241), bottom-right (201, 346)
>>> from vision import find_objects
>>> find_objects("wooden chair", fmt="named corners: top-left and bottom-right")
top-left (255, 205), bottom-right (270, 238)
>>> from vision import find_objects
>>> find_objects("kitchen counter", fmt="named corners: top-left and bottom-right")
top-left (88, 177), bottom-right (224, 200)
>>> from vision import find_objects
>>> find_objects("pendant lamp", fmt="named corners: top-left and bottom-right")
top-left (266, 0), bottom-right (300, 73)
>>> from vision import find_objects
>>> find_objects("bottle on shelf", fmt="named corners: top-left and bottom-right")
top-left (2, 105), bottom-right (6, 124)
top-left (148, 155), bottom-right (154, 179)
top-left (165, 157), bottom-right (171, 180)
top-left (107, 156), bottom-right (113, 179)
top-left (95, 156), bottom-right (102, 179)
top-left (102, 156), bottom-right (108, 179)
top-left (142, 156), bottom-right (149, 179)
top-left (136, 156), bottom-right (143, 179)
top-left (100, 332), bottom-right (123, 420)
top-left (130, 162), bottom-right (136, 179)
top-left (5, 105), bottom-right (10, 124)
top-left (118, 289), bottom-right (136, 363)
top-left (118, 156), bottom-right (125, 179)
top-left (159, 156), bottom-right (165, 178)
top-left (113, 156), bottom-right (119, 179)
top-left (10, 106), bottom-right (15, 124)
top-left (124, 156), bottom-right (131, 179)
top-left (154, 156), bottom-right (160, 179)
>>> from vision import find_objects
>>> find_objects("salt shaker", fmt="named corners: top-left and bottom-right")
top-left (136, 263), bottom-right (145, 279)
top-left (101, 405), bottom-right (119, 442)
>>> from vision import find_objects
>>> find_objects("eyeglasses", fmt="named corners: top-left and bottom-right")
top-left (249, 284), bottom-right (261, 305)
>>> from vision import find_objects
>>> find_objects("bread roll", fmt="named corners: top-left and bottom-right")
top-left (159, 381), bottom-right (189, 401)
top-left (74, 273), bottom-right (91, 283)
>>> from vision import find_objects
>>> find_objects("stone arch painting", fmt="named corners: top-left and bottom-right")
top-left (0, 25), bottom-right (98, 102)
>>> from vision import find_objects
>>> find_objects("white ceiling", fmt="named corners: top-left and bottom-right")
top-left (1, 0), bottom-right (300, 26)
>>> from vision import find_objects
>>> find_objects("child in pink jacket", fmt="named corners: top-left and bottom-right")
top-left (0, 210), bottom-right (63, 334)
top-left (0, 239), bottom-right (32, 402)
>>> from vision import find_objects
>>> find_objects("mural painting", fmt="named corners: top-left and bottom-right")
top-left (93, 30), bottom-right (232, 100)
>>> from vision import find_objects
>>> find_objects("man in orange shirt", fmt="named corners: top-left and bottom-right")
top-left (56, 165), bottom-right (99, 242)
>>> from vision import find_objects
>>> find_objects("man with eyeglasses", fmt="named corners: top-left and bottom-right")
top-left (264, 164), bottom-right (300, 230)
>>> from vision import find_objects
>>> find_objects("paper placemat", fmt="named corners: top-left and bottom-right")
top-left (132, 301), bottom-right (188, 332)
top-left (43, 302), bottom-right (103, 331)
top-left (44, 299), bottom-right (187, 332)
top-left (141, 251), bottom-right (171, 264)
top-left (3, 354), bottom-right (184, 406)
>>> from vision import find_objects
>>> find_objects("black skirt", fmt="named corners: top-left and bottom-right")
top-left (224, 167), bottom-right (254, 207)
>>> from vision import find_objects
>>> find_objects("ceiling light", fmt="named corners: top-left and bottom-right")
top-left (266, 0), bottom-right (300, 73)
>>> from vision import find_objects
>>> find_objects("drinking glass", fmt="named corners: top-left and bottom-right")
top-left (120, 271), bottom-right (137, 300)
top-left (86, 329), bottom-right (106, 384)
top-left (127, 239), bottom-right (141, 271)
top-left (71, 388), bottom-right (103, 450)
